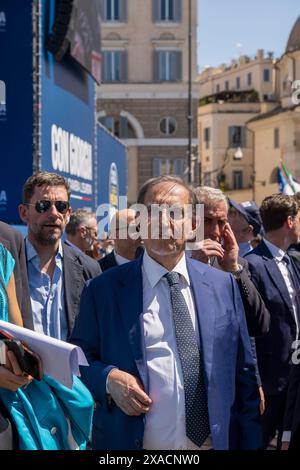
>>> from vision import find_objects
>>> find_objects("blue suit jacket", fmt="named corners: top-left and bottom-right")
top-left (71, 256), bottom-right (262, 450)
top-left (245, 241), bottom-right (299, 395)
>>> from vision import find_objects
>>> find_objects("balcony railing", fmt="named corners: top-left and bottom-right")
top-left (199, 89), bottom-right (260, 107)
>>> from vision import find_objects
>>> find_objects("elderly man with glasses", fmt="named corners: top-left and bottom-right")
top-left (19, 171), bottom-right (100, 341)
top-left (65, 209), bottom-right (99, 257)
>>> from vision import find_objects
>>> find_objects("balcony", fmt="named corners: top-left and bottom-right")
top-left (199, 89), bottom-right (259, 107)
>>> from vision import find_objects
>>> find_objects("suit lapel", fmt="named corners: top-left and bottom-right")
top-left (259, 241), bottom-right (295, 314)
top-left (187, 260), bottom-right (216, 382)
top-left (63, 246), bottom-right (83, 333)
top-left (117, 258), bottom-right (149, 392)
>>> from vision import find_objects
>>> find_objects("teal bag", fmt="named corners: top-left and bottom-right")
top-left (0, 375), bottom-right (94, 450)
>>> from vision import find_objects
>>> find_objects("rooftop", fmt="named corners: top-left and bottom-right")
top-left (286, 16), bottom-right (300, 54)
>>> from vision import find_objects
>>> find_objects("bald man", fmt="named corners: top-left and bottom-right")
top-left (99, 209), bottom-right (142, 272)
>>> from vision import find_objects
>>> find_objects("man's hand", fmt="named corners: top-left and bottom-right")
top-left (192, 239), bottom-right (224, 264)
top-left (0, 350), bottom-right (33, 391)
top-left (281, 441), bottom-right (290, 450)
top-left (218, 223), bottom-right (239, 272)
top-left (107, 369), bottom-right (152, 416)
top-left (258, 386), bottom-right (265, 415)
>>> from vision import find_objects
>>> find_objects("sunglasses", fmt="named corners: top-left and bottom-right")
top-left (25, 200), bottom-right (70, 214)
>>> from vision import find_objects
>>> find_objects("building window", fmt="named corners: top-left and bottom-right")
top-left (159, 117), bottom-right (177, 135)
top-left (274, 128), bottom-right (280, 149)
top-left (153, 0), bottom-right (182, 22)
top-left (99, 116), bottom-right (135, 138)
top-left (225, 80), bottom-right (229, 91)
top-left (236, 77), bottom-right (240, 89)
top-left (247, 72), bottom-right (252, 86)
top-left (154, 50), bottom-right (182, 82)
top-left (229, 126), bottom-right (245, 148)
top-left (101, 0), bottom-right (127, 22)
top-left (263, 69), bottom-right (270, 82)
top-left (216, 84), bottom-right (220, 93)
top-left (204, 127), bottom-right (210, 149)
top-left (153, 158), bottom-right (185, 177)
top-left (233, 171), bottom-right (243, 190)
top-left (102, 50), bottom-right (128, 82)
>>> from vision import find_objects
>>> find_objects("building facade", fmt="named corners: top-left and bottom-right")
top-left (248, 16), bottom-right (300, 204)
top-left (98, 0), bottom-right (199, 203)
top-left (198, 50), bottom-right (275, 202)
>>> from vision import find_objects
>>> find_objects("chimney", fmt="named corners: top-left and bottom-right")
top-left (257, 49), bottom-right (264, 60)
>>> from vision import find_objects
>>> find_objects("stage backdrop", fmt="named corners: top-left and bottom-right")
top-left (0, 2), bottom-right (33, 223)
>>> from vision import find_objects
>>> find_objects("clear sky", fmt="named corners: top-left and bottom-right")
top-left (197, 0), bottom-right (299, 71)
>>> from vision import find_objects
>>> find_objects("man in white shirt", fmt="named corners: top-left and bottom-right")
top-left (245, 193), bottom-right (300, 449)
top-left (71, 175), bottom-right (262, 450)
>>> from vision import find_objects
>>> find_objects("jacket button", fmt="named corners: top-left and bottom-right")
top-left (135, 439), bottom-right (142, 449)
top-left (50, 427), bottom-right (57, 435)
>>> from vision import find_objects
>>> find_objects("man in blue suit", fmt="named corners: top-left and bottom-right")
top-left (245, 193), bottom-right (300, 449)
top-left (71, 176), bottom-right (262, 450)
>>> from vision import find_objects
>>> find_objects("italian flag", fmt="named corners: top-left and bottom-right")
top-left (280, 160), bottom-right (300, 194)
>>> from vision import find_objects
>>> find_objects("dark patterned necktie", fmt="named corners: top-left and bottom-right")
top-left (164, 271), bottom-right (210, 448)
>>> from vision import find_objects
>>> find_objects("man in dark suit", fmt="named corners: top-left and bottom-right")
top-left (71, 176), bottom-right (262, 450)
top-left (19, 171), bottom-right (100, 340)
top-left (0, 221), bottom-right (33, 329)
top-left (245, 193), bottom-right (300, 449)
top-left (192, 187), bottom-right (270, 338)
top-left (288, 193), bottom-right (300, 272)
top-left (99, 209), bottom-right (141, 272)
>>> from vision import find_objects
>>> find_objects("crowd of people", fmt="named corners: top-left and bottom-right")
top-left (0, 170), bottom-right (300, 451)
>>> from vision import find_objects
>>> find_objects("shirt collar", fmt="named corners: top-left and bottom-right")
top-left (143, 249), bottom-right (190, 288)
top-left (264, 237), bottom-right (286, 262)
top-left (114, 250), bottom-right (130, 266)
top-left (26, 238), bottom-right (63, 262)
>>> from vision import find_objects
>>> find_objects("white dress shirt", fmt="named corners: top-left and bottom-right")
top-left (142, 250), bottom-right (201, 450)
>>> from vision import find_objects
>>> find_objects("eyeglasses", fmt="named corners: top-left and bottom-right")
top-left (25, 200), bottom-right (70, 214)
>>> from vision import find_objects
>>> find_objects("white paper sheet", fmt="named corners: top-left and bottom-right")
top-left (0, 320), bottom-right (89, 388)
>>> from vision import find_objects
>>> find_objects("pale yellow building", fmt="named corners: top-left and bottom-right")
top-left (248, 16), bottom-right (300, 204)
top-left (198, 49), bottom-right (274, 202)
top-left (98, 0), bottom-right (199, 203)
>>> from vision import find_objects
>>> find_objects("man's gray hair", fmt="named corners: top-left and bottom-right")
top-left (65, 209), bottom-right (96, 236)
top-left (194, 186), bottom-right (229, 209)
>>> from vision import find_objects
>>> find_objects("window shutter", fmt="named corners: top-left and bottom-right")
top-left (119, 116), bottom-right (128, 138)
top-left (174, 0), bottom-right (182, 21)
top-left (120, 0), bottom-right (128, 21)
top-left (170, 51), bottom-right (182, 81)
top-left (99, 0), bottom-right (105, 21)
top-left (153, 50), bottom-right (160, 82)
top-left (228, 127), bottom-right (233, 147)
top-left (120, 50), bottom-right (128, 82)
top-left (241, 127), bottom-right (245, 147)
top-left (153, 158), bottom-right (161, 177)
top-left (152, 0), bottom-right (160, 22)
top-left (102, 51), bottom-right (108, 81)
top-left (174, 159), bottom-right (184, 176)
